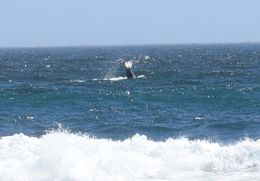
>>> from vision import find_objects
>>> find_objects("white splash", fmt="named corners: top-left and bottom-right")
top-left (144, 55), bottom-right (150, 60)
top-left (124, 61), bottom-right (133, 68)
top-left (104, 76), bottom-right (128, 81)
top-left (92, 75), bottom-right (145, 82)
top-left (69, 79), bottom-right (85, 83)
top-left (0, 132), bottom-right (260, 181)
top-left (106, 75), bottom-right (146, 81)
top-left (137, 75), bottom-right (145, 78)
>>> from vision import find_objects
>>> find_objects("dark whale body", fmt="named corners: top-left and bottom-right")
top-left (126, 67), bottom-right (135, 79)
top-left (124, 61), bottom-right (136, 79)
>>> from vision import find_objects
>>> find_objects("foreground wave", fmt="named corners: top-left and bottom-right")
top-left (0, 132), bottom-right (260, 181)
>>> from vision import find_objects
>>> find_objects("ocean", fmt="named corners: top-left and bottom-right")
top-left (1, 44), bottom-right (260, 180)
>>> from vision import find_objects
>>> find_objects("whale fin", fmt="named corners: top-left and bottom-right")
top-left (124, 61), bottom-right (132, 69)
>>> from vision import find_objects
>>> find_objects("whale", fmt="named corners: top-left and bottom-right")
top-left (124, 61), bottom-right (136, 79)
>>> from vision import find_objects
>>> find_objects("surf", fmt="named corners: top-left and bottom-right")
top-left (0, 131), bottom-right (260, 181)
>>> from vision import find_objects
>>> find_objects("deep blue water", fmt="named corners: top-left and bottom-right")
top-left (1, 44), bottom-right (260, 141)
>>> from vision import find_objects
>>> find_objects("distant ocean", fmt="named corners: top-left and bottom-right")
top-left (1, 44), bottom-right (260, 180)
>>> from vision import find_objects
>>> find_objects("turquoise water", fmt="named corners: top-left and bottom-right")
top-left (1, 44), bottom-right (260, 180)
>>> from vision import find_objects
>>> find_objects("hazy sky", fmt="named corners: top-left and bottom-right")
top-left (0, 0), bottom-right (260, 47)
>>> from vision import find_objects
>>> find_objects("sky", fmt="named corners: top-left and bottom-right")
top-left (0, 0), bottom-right (260, 47)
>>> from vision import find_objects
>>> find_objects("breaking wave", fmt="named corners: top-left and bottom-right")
top-left (0, 131), bottom-right (260, 181)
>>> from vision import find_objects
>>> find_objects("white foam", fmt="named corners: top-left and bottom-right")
top-left (144, 55), bottom-right (150, 60)
top-left (0, 132), bottom-right (260, 181)
top-left (69, 79), bottom-right (85, 83)
top-left (104, 76), bottom-right (128, 81)
top-left (137, 75), bottom-right (145, 78)
top-left (101, 75), bottom-right (145, 82)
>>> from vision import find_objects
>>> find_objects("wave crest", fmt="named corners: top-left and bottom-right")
top-left (0, 132), bottom-right (260, 180)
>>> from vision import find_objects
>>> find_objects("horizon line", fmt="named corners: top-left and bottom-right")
top-left (1, 41), bottom-right (260, 49)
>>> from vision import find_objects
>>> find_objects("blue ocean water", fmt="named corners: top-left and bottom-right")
top-left (1, 44), bottom-right (260, 180)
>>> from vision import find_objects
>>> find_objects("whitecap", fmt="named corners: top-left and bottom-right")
top-left (0, 132), bottom-right (260, 180)
top-left (69, 79), bottom-right (85, 83)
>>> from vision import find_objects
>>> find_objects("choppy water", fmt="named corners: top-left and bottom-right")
top-left (1, 44), bottom-right (260, 180)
